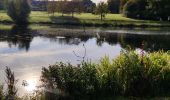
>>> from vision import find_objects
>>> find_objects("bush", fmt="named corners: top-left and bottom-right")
top-left (114, 50), bottom-right (170, 96)
top-left (41, 62), bottom-right (98, 98)
top-left (7, 0), bottom-right (31, 25)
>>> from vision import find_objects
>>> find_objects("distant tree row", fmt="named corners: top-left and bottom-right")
top-left (47, 0), bottom-right (84, 17)
top-left (46, 0), bottom-right (109, 20)
top-left (46, 0), bottom-right (96, 16)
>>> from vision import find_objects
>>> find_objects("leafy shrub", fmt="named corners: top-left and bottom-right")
top-left (41, 62), bottom-right (98, 98)
top-left (7, 0), bottom-right (31, 25)
top-left (41, 50), bottom-right (170, 98)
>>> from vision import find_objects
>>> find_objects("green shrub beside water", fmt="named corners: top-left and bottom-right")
top-left (41, 50), bottom-right (170, 98)
top-left (41, 62), bottom-right (98, 97)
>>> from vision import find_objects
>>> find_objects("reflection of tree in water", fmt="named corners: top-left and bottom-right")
top-left (0, 25), bottom-right (34, 51)
top-left (38, 31), bottom-right (170, 51)
top-left (0, 27), bottom-right (170, 51)
top-left (95, 32), bottom-right (170, 51)
top-left (42, 34), bottom-right (91, 45)
top-left (117, 34), bottom-right (170, 51)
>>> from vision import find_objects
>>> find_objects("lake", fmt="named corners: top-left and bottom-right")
top-left (0, 25), bottom-right (170, 96)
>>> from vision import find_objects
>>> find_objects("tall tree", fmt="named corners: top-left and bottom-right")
top-left (107, 0), bottom-right (120, 13)
top-left (7, 0), bottom-right (31, 25)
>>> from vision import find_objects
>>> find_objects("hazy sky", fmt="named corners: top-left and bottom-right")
top-left (92, 0), bottom-right (106, 4)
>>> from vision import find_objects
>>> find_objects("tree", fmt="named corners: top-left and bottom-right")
top-left (147, 0), bottom-right (170, 21)
top-left (95, 2), bottom-right (108, 21)
top-left (82, 0), bottom-right (96, 13)
top-left (7, 0), bottom-right (31, 25)
top-left (107, 0), bottom-right (120, 13)
top-left (122, 0), bottom-right (170, 21)
top-left (56, 0), bottom-right (66, 16)
top-left (0, 0), bottom-right (4, 10)
top-left (47, 0), bottom-right (57, 15)
top-left (123, 0), bottom-right (147, 19)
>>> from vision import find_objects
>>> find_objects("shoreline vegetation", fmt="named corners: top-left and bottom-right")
top-left (0, 11), bottom-right (170, 28)
top-left (1, 50), bottom-right (170, 99)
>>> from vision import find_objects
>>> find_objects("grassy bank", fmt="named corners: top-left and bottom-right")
top-left (0, 11), bottom-right (170, 27)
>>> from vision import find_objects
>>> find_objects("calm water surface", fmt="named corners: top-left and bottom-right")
top-left (0, 25), bottom-right (170, 95)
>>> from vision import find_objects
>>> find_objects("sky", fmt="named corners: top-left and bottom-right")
top-left (92, 0), bottom-right (106, 4)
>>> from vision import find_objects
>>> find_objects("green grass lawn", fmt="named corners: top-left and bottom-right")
top-left (0, 10), bottom-right (170, 27)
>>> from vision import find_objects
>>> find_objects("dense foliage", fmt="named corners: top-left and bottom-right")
top-left (41, 50), bottom-right (170, 98)
top-left (107, 0), bottom-right (120, 13)
top-left (7, 0), bottom-right (31, 25)
top-left (107, 0), bottom-right (170, 21)
top-left (123, 0), bottom-right (147, 19)
top-left (123, 0), bottom-right (170, 20)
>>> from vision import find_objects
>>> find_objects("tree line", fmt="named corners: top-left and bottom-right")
top-left (45, 0), bottom-right (108, 20)
top-left (35, 0), bottom-right (170, 21)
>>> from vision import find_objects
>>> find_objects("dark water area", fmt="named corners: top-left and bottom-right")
top-left (0, 25), bottom-right (170, 95)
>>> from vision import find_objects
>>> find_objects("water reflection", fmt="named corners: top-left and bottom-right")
top-left (40, 31), bottom-right (170, 51)
top-left (98, 33), bottom-right (170, 51)
top-left (0, 26), bottom-right (170, 51)
top-left (0, 25), bottom-right (34, 51)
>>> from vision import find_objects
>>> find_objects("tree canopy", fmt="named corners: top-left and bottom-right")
top-left (107, 0), bottom-right (120, 13)
top-left (123, 0), bottom-right (170, 21)
top-left (95, 2), bottom-right (108, 20)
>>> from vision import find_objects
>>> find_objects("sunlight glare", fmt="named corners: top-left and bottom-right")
top-left (25, 79), bottom-right (37, 92)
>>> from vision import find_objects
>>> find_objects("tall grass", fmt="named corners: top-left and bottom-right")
top-left (41, 50), bottom-right (170, 98)
top-left (0, 67), bottom-right (18, 100)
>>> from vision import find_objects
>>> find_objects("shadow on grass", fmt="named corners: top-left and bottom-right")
top-left (50, 16), bottom-right (82, 25)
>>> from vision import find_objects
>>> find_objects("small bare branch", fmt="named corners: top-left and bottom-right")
top-left (73, 44), bottom-right (87, 62)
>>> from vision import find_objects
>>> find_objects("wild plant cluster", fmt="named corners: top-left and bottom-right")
top-left (41, 50), bottom-right (170, 98)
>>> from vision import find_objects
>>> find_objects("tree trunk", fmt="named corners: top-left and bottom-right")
top-left (101, 13), bottom-right (103, 21)
top-left (72, 12), bottom-right (74, 18)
